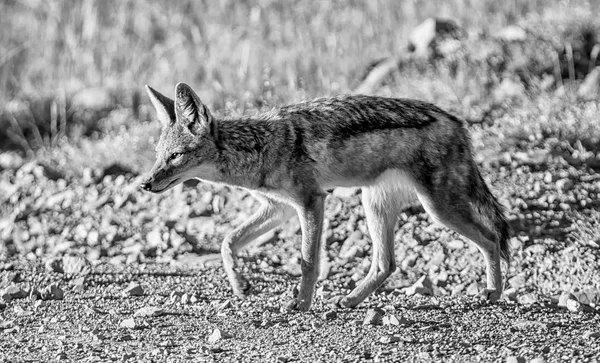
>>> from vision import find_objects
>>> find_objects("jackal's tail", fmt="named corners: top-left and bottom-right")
top-left (471, 171), bottom-right (510, 263)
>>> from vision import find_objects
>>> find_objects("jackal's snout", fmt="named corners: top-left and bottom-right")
top-left (139, 178), bottom-right (152, 192)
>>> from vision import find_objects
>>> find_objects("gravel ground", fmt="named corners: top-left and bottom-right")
top-left (1, 140), bottom-right (600, 362)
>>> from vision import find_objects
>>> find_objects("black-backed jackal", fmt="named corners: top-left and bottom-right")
top-left (141, 83), bottom-right (509, 311)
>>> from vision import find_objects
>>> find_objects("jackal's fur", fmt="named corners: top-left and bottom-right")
top-left (141, 83), bottom-right (509, 311)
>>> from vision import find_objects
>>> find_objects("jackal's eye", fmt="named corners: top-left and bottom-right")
top-left (169, 152), bottom-right (184, 161)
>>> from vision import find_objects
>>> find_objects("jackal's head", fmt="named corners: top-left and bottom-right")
top-left (141, 83), bottom-right (219, 193)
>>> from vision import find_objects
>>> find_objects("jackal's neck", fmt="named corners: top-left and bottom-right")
top-left (210, 117), bottom-right (273, 188)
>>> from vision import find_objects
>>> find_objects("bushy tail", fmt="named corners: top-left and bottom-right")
top-left (471, 170), bottom-right (510, 263)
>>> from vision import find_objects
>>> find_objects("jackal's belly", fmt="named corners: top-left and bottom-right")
top-left (318, 165), bottom-right (415, 190)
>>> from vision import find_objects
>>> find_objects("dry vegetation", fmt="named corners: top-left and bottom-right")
top-left (2, 0), bottom-right (600, 362)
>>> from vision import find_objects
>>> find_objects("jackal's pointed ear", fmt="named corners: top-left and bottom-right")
top-left (174, 82), bottom-right (213, 135)
top-left (145, 85), bottom-right (175, 128)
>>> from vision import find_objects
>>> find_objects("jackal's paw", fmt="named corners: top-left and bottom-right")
top-left (479, 288), bottom-right (501, 303)
top-left (283, 298), bottom-right (312, 312)
top-left (229, 275), bottom-right (252, 298)
top-left (327, 295), bottom-right (353, 309)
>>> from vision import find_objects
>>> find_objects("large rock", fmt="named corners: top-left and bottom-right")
top-left (578, 66), bottom-right (600, 99)
top-left (408, 18), bottom-right (461, 57)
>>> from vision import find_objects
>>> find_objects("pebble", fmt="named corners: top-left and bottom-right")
top-left (382, 314), bottom-right (400, 326)
top-left (557, 291), bottom-right (573, 307)
top-left (507, 274), bottom-right (526, 289)
top-left (566, 299), bottom-right (582, 312)
top-left (322, 310), bottom-right (337, 320)
top-left (363, 308), bottom-right (384, 326)
top-left (69, 277), bottom-right (86, 292)
top-left (134, 307), bottom-right (163, 317)
top-left (218, 300), bottom-right (232, 310)
top-left (120, 318), bottom-right (137, 329)
top-left (0, 285), bottom-right (26, 302)
top-left (379, 335), bottom-right (401, 344)
top-left (39, 284), bottom-right (64, 300)
top-left (207, 328), bottom-right (231, 343)
top-left (45, 258), bottom-right (64, 273)
top-left (62, 254), bottom-right (91, 275)
top-left (517, 293), bottom-right (537, 305)
top-left (123, 282), bottom-right (144, 297)
top-left (404, 275), bottom-right (433, 296)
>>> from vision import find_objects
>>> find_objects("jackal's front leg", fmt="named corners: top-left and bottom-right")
top-left (221, 198), bottom-right (294, 297)
top-left (285, 194), bottom-right (325, 311)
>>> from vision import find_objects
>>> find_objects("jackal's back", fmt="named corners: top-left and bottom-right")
top-left (265, 95), bottom-right (470, 187)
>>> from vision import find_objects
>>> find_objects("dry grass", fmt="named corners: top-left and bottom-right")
top-left (2, 0), bottom-right (594, 103)
top-left (2, 0), bottom-right (600, 173)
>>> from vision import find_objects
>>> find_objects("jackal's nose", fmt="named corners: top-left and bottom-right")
top-left (140, 180), bottom-right (152, 191)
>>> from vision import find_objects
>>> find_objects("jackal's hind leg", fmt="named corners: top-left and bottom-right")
top-left (334, 185), bottom-right (404, 308)
top-left (416, 192), bottom-right (503, 302)
top-left (221, 196), bottom-right (294, 297)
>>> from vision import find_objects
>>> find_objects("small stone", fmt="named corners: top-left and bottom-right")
top-left (134, 306), bottom-right (163, 317)
top-left (566, 299), bottom-right (582, 312)
top-left (517, 293), bottom-right (537, 305)
top-left (322, 310), bottom-right (337, 320)
top-left (404, 275), bottom-right (433, 296)
top-left (0, 285), bottom-right (26, 302)
top-left (446, 240), bottom-right (464, 250)
top-left (508, 274), bottom-right (526, 289)
top-left (207, 328), bottom-right (231, 343)
top-left (146, 228), bottom-right (163, 247)
top-left (465, 282), bottom-right (480, 296)
top-left (311, 321), bottom-right (322, 329)
top-left (56, 352), bottom-right (68, 361)
top-left (506, 356), bottom-right (526, 363)
top-left (170, 291), bottom-right (183, 304)
top-left (62, 254), bottom-right (91, 275)
top-left (578, 66), bottom-right (600, 99)
top-left (45, 258), bottom-right (63, 273)
top-left (572, 289), bottom-right (598, 306)
top-left (121, 352), bottom-right (136, 360)
top-left (558, 291), bottom-right (573, 307)
top-left (382, 314), bottom-right (400, 326)
top-left (39, 284), bottom-right (64, 300)
top-left (124, 283), bottom-right (144, 297)
top-left (530, 357), bottom-right (546, 363)
top-left (504, 287), bottom-right (518, 301)
top-left (181, 293), bottom-right (190, 304)
top-left (379, 334), bottom-right (401, 344)
top-left (363, 308), bottom-right (384, 326)
top-left (13, 305), bottom-right (31, 316)
top-left (555, 178), bottom-right (574, 192)
top-left (91, 329), bottom-right (107, 341)
top-left (69, 277), bottom-right (86, 292)
top-left (120, 318), bottom-right (137, 329)
top-left (218, 300), bottom-right (231, 310)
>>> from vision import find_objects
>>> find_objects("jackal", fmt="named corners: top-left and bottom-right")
top-left (141, 83), bottom-right (509, 311)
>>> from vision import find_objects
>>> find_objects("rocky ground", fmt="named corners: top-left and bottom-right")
top-left (3, 4), bottom-right (600, 362)
top-left (1, 132), bottom-right (600, 362)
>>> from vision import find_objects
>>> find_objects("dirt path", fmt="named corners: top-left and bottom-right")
top-left (1, 146), bottom-right (600, 362)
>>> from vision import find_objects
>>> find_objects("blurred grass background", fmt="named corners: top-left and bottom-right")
top-left (1, 0), bottom-right (558, 101)
top-left (1, 0), bottom-right (600, 171)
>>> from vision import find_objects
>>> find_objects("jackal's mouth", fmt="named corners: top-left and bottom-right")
top-left (153, 178), bottom-right (180, 193)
